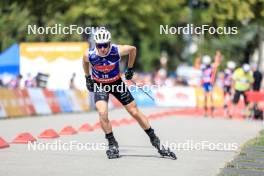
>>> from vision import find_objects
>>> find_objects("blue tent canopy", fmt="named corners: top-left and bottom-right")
top-left (0, 44), bottom-right (20, 75)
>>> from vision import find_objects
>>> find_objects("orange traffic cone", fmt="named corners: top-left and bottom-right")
top-left (119, 118), bottom-right (130, 125)
top-left (111, 120), bottom-right (120, 127)
top-left (38, 129), bottom-right (60, 139)
top-left (59, 126), bottom-right (77, 135)
top-left (12, 132), bottom-right (37, 144)
top-left (0, 137), bottom-right (9, 148)
top-left (92, 122), bottom-right (101, 129)
top-left (78, 123), bottom-right (94, 132)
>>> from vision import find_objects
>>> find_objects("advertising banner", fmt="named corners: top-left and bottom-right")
top-left (0, 89), bottom-right (24, 117)
top-left (154, 86), bottom-right (196, 107)
top-left (54, 90), bottom-right (72, 112)
top-left (65, 90), bottom-right (82, 112)
top-left (20, 42), bottom-right (88, 89)
top-left (195, 87), bottom-right (224, 108)
top-left (27, 88), bottom-right (52, 115)
top-left (0, 96), bottom-right (6, 118)
top-left (74, 90), bottom-right (90, 111)
top-left (14, 89), bottom-right (36, 116)
top-left (43, 89), bottom-right (61, 113)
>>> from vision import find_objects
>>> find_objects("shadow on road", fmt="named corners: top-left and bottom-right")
top-left (119, 154), bottom-right (175, 160)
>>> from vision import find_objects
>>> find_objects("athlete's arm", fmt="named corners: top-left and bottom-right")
top-left (118, 45), bottom-right (136, 68)
top-left (82, 51), bottom-right (90, 76)
top-left (82, 51), bottom-right (96, 91)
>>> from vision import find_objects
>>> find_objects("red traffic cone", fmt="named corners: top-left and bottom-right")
top-left (0, 137), bottom-right (9, 148)
top-left (92, 122), bottom-right (101, 129)
top-left (12, 132), bottom-right (37, 144)
top-left (59, 126), bottom-right (77, 135)
top-left (78, 123), bottom-right (94, 132)
top-left (128, 118), bottom-right (136, 123)
top-left (119, 118), bottom-right (130, 125)
top-left (147, 114), bottom-right (155, 120)
top-left (111, 120), bottom-right (120, 127)
top-left (149, 114), bottom-right (159, 119)
top-left (38, 129), bottom-right (59, 139)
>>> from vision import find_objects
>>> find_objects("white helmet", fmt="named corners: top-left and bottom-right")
top-left (227, 61), bottom-right (236, 69)
top-left (202, 55), bottom-right (211, 65)
top-left (93, 29), bottom-right (111, 44)
top-left (242, 63), bottom-right (250, 72)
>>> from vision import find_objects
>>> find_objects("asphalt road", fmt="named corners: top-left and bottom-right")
top-left (0, 107), bottom-right (262, 176)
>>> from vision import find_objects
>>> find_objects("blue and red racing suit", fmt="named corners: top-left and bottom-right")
top-left (87, 44), bottom-right (134, 105)
top-left (88, 44), bottom-right (121, 83)
top-left (201, 64), bottom-right (213, 92)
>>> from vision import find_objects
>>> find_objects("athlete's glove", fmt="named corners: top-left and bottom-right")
top-left (125, 68), bottom-right (134, 80)
top-left (85, 75), bottom-right (95, 92)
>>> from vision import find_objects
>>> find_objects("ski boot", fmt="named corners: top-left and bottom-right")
top-left (150, 135), bottom-right (177, 160)
top-left (106, 138), bottom-right (120, 159)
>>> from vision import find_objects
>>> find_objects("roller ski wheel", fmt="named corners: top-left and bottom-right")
top-left (106, 146), bottom-right (119, 159)
top-left (150, 136), bottom-right (177, 160)
top-left (158, 145), bottom-right (177, 160)
top-left (106, 140), bottom-right (120, 159)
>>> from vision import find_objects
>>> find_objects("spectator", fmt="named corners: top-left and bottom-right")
top-left (230, 63), bottom-right (254, 118)
top-left (251, 63), bottom-right (263, 91)
top-left (200, 55), bottom-right (214, 117)
top-left (223, 61), bottom-right (236, 117)
top-left (24, 73), bottom-right (36, 87)
top-left (69, 73), bottom-right (77, 90)
top-left (154, 68), bottom-right (167, 86)
top-left (8, 74), bottom-right (23, 89)
top-left (0, 78), bottom-right (3, 87)
top-left (251, 63), bottom-right (263, 119)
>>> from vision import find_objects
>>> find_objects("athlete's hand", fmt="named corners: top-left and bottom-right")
top-left (85, 75), bottom-right (95, 92)
top-left (125, 68), bottom-right (134, 80)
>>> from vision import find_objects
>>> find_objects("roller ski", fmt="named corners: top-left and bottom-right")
top-left (106, 145), bottom-right (119, 159)
top-left (105, 133), bottom-right (120, 159)
top-left (150, 134), bottom-right (177, 160)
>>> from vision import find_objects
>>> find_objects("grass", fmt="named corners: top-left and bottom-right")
top-left (218, 129), bottom-right (264, 176)
top-left (243, 130), bottom-right (264, 147)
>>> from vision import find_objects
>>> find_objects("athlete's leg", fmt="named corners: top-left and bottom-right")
top-left (225, 92), bottom-right (232, 117)
top-left (112, 80), bottom-right (153, 135)
top-left (124, 101), bottom-right (150, 130)
top-left (202, 83), bottom-right (210, 116)
top-left (204, 92), bottom-right (208, 116)
top-left (223, 86), bottom-right (231, 117)
top-left (242, 91), bottom-right (251, 118)
top-left (110, 79), bottom-right (150, 130)
top-left (223, 86), bottom-right (230, 109)
top-left (95, 100), bottom-right (112, 133)
top-left (110, 79), bottom-right (176, 159)
top-left (125, 101), bottom-right (160, 148)
top-left (124, 101), bottom-right (176, 158)
top-left (94, 91), bottom-right (119, 153)
top-left (230, 90), bottom-right (240, 118)
top-left (209, 91), bottom-right (214, 117)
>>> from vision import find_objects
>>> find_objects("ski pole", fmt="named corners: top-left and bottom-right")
top-left (130, 79), bottom-right (155, 101)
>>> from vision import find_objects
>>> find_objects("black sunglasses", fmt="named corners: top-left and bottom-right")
top-left (96, 43), bottom-right (110, 49)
